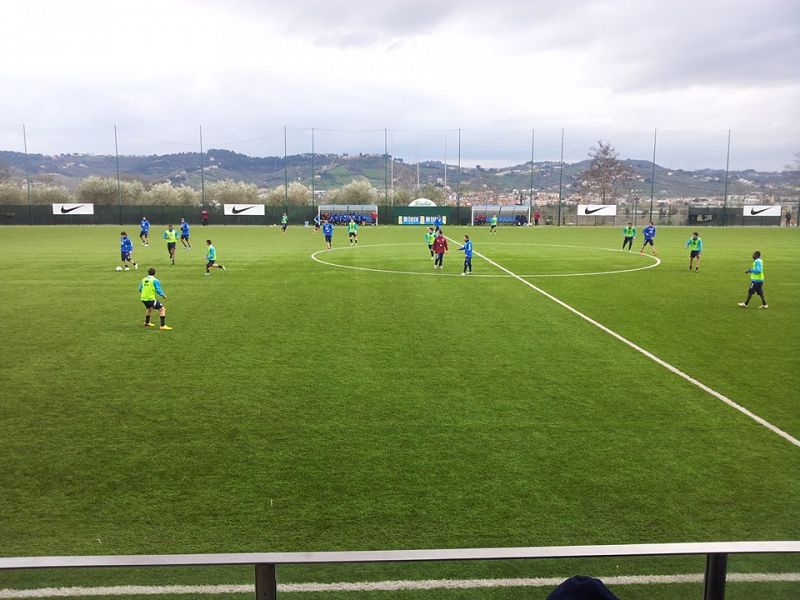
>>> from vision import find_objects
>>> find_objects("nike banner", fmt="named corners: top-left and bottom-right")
top-left (223, 204), bottom-right (265, 216)
top-left (53, 203), bottom-right (94, 215)
top-left (578, 204), bottom-right (617, 216)
top-left (743, 206), bottom-right (781, 217)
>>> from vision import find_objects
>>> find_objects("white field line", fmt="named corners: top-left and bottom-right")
top-left (446, 237), bottom-right (800, 449)
top-left (1, 573), bottom-right (799, 597)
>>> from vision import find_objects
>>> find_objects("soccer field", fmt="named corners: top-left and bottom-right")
top-left (0, 224), bottom-right (798, 599)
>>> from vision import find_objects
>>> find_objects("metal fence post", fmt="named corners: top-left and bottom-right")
top-left (255, 563), bottom-right (277, 600)
top-left (703, 553), bottom-right (727, 600)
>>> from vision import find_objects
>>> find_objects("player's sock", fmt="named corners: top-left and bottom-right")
top-left (145, 315), bottom-right (151, 324)
top-left (160, 316), bottom-right (166, 326)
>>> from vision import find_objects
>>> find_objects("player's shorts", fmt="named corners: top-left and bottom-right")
top-left (121, 251), bottom-right (131, 261)
top-left (181, 234), bottom-right (189, 240)
top-left (428, 244), bottom-right (433, 250)
top-left (142, 300), bottom-right (163, 310)
top-left (490, 224), bottom-right (496, 229)
top-left (624, 236), bottom-right (633, 242)
top-left (325, 235), bottom-right (332, 243)
top-left (140, 230), bottom-right (148, 237)
top-left (314, 223), bottom-right (320, 229)
top-left (207, 260), bottom-right (215, 268)
top-left (349, 231), bottom-right (356, 237)
top-left (167, 242), bottom-right (176, 250)
top-left (690, 250), bottom-right (700, 258)
top-left (749, 281), bottom-right (764, 294)
top-left (643, 238), bottom-right (654, 246)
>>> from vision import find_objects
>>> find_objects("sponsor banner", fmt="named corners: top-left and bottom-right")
top-left (577, 204), bottom-right (617, 217)
top-left (53, 203), bottom-right (94, 215)
top-left (223, 204), bottom-right (265, 216)
top-left (743, 205), bottom-right (781, 217)
top-left (397, 215), bottom-right (447, 225)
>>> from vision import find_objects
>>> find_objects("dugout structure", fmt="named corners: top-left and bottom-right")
top-left (470, 205), bottom-right (530, 226)
top-left (318, 204), bottom-right (378, 226)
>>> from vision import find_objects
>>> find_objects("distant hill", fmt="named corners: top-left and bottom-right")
top-left (0, 149), bottom-right (797, 199)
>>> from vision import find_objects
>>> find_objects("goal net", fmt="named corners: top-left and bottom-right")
top-left (318, 205), bottom-right (379, 226)
top-left (470, 205), bottom-right (530, 226)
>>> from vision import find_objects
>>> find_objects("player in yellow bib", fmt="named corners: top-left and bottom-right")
top-left (138, 267), bottom-right (172, 330)
top-left (163, 225), bottom-right (179, 265)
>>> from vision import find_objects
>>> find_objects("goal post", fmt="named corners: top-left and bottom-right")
top-left (470, 205), bottom-right (530, 226)
top-left (318, 204), bottom-right (378, 226)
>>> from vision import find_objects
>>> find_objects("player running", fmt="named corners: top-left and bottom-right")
top-left (685, 232), bottom-right (703, 271)
top-left (432, 231), bottom-right (448, 269)
top-left (139, 217), bottom-right (150, 246)
top-left (622, 222), bottom-right (636, 253)
top-left (179, 218), bottom-right (191, 249)
top-left (281, 212), bottom-right (288, 232)
top-left (434, 215), bottom-right (443, 234)
top-left (739, 251), bottom-right (767, 309)
top-left (424, 227), bottom-right (436, 259)
top-left (458, 234), bottom-right (473, 275)
top-left (348, 218), bottom-right (359, 246)
top-left (119, 232), bottom-right (138, 271)
top-left (205, 239), bottom-right (226, 275)
top-left (138, 267), bottom-right (171, 330)
top-left (639, 221), bottom-right (657, 255)
top-left (163, 225), bottom-right (178, 265)
top-left (313, 213), bottom-right (321, 234)
top-left (489, 214), bottom-right (498, 234)
top-left (322, 219), bottom-right (334, 250)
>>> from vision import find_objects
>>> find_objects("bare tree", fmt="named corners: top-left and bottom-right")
top-left (582, 141), bottom-right (634, 203)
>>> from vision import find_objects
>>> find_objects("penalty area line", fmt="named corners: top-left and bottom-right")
top-left (450, 239), bottom-right (800, 449)
top-left (1, 573), bottom-right (798, 597)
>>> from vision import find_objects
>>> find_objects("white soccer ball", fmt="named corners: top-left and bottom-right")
top-left (115, 266), bottom-right (123, 272)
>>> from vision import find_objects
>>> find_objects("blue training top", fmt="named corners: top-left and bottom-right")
top-left (140, 219), bottom-right (150, 232)
top-left (121, 237), bottom-right (133, 253)
top-left (643, 225), bottom-right (656, 239)
top-left (181, 222), bottom-right (189, 235)
top-left (459, 240), bottom-right (473, 258)
top-left (322, 223), bottom-right (333, 236)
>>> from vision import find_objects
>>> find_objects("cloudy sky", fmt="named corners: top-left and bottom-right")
top-left (1, 0), bottom-right (798, 169)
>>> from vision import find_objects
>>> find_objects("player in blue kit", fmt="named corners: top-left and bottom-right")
top-left (322, 220), bottom-right (334, 250)
top-left (119, 232), bottom-right (138, 271)
top-left (139, 217), bottom-right (150, 246)
top-left (313, 213), bottom-right (321, 235)
top-left (458, 234), bottom-right (473, 275)
top-left (179, 218), bottom-right (191, 249)
top-left (433, 215), bottom-right (443, 233)
top-left (639, 221), bottom-right (657, 255)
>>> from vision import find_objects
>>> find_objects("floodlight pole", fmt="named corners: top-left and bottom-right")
top-left (722, 129), bottom-right (731, 227)
top-left (530, 128), bottom-right (535, 205)
top-left (443, 131), bottom-right (447, 196)
top-left (311, 127), bottom-right (315, 208)
top-left (284, 126), bottom-right (289, 209)
top-left (199, 125), bottom-right (206, 209)
top-left (557, 128), bottom-right (564, 227)
top-left (22, 124), bottom-right (32, 225)
top-left (457, 128), bottom-right (462, 216)
top-left (114, 125), bottom-right (122, 225)
top-left (384, 128), bottom-right (389, 206)
top-left (416, 134), bottom-right (420, 192)
top-left (649, 128), bottom-right (657, 222)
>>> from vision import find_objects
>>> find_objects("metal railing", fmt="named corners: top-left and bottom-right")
top-left (1, 541), bottom-right (798, 600)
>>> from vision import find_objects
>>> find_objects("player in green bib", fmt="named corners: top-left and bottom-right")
top-left (163, 225), bottom-right (179, 265)
top-left (738, 250), bottom-right (767, 308)
top-left (348, 218), bottom-right (359, 246)
top-left (489, 214), bottom-right (498, 234)
top-left (138, 267), bottom-right (171, 330)
top-left (281, 212), bottom-right (288, 232)
top-left (685, 232), bottom-right (703, 271)
top-left (205, 239), bottom-right (226, 275)
top-left (622, 223), bottom-right (636, 252)
top-left (424, 227), bottom-right (436, 259)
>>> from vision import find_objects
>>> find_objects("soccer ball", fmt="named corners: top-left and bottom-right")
top-left (115, 266), bottom-right (123, 272)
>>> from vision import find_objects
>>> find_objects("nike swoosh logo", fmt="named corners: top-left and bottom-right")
top-left (749, 207), bottom-right (771, 215)
top-left (584, 206), bottom-right (605, 214)
top-left (60, 205), bottom-right (86, 213)
top-left (231, 206), bottom-right (255, 214)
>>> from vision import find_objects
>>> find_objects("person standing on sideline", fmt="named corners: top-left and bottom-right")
top-left (424, 227), bottom-right (436, 259)
top-left (434, 215), bottom-right (443, 234)
top-left (739, 251), bottom-right (767, 309)
top-left (281, 212), bottom-right (288, 232)
top-left (119, 232), bottom-right (138, 271)
top-left (432, 231), bottom-right (448, 269)
top-left (489, 214), bottom-right (498, 234)
top-left (313, 213), bottom-right (321, 234)
top-left (458, 235), bottom-right (473, 275)
top-left (138, 267), bottom-right (171, 330)
top-left (179, 218), bottom-right (191, 249)
top-left (370, 210), bottom-right (378, 226)
top-left (322, 219), bottom-right (334, 250)
top-left (786, 212), bottom-right (792, 227)
top-left (347, 218), bottom-right (359, 246)
top-left (685, 231), bottom-right (703, 271)
top-left (201, 208), bottom-right (209, 226)
top-left (139, 217), bottom-right (150, 246)
top-left (163, 225), bottom-right (178, 265)
top-left (639, 221), bottom-right (657, 255)
top-left (533, 210), bottom-right (541, 226)
top-left (205, 239), bottom-right (226, 275)
top-left (622, 222), bottom-right (636, 252)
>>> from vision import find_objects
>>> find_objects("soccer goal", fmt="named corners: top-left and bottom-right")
top-left (470, 205), bottom-right (530, 226)
top-left (318, 204), bottom-right (378, 226)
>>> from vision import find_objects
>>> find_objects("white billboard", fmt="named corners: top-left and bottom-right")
top-left (53, 203), bottom-right (94, 215)
top-left (223, 204), bottom-right (265, 216)
top-left (743, 206), bottom-right (781, 217)
top-left (577, 204), bottom-right (617, 216)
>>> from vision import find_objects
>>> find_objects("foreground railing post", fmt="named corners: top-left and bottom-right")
top-left (255, 563), bottom-right (277, 600)
top-left (703, 553), bottom-right (728, 600)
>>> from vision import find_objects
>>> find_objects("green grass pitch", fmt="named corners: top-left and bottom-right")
top-left (0, 224), bottom-right (798, 599)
